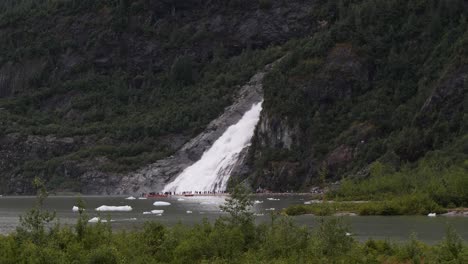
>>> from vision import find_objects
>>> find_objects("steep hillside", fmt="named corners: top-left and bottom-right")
top-left (0, 0), bottom-right (317, 193)
top-left (0, 0), bottom-right (467, 200)
top-left (245, 0), bottom-right (467, 206)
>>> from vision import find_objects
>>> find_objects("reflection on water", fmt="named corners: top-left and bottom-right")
top-left (1, 195), bottom-right (467, 244)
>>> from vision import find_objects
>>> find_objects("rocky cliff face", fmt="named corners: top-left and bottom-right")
top-left (1, 0), bottom-right (466, 194)
top-left (245, 44), bottom-right (372, 191)
top-left (92, 62), bottom-right (274, 195)
top-left (0, 0), bottom-right (319, 194)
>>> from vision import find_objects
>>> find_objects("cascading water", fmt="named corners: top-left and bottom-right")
top-left (162, 101), bottom-right (263, 194)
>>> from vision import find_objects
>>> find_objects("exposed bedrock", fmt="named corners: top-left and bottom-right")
top-left (105, 63), bottom-right (277, 195)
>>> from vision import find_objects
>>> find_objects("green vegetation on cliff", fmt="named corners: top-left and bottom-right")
top-left (0, 0), bottom-right (466, 197)
top-left (0, 0), bottom-right (288, 192)
top-left (249, 0), bottom-right (467, 207)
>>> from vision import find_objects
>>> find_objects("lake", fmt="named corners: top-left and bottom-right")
top-left (1, 195), bottom-right (467, 244)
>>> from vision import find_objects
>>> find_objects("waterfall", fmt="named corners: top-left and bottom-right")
top-left (162, 101), bottom-right (262, 194)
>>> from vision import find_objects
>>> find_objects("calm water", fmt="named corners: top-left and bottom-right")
top-left (1, 195), bottom-right (467, 244)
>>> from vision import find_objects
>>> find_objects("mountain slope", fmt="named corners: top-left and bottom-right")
top-left (244, 0), bottom-right (467, 206)
top-left (0, 0), bottom-right (466, 200)
top-left (0, 0), bottom-right (316, 193)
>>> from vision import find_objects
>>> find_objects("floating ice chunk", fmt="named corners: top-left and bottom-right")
top-left (125, 196), bottom-right (136, 200)
top-left (265, 208), bottom-right (276, 211)
top-left (72, 206), bottom-right (79, 212)
top-left (143, 210), bottom-right (164, 215)
top-left (267, 198), bottom-right (280, 201)
top-left (138, 197), bottom-right (147, 200)
top-left (177, 198), bottom-right (185, 201)
top-left (95, 205), bottom-right (132, 211)
top-left (253, 200), bottom-right (263, 204)
top-left (88, 217), bottom-right (114, 223)
top-left (88, 217), bottom-right (100, 223)
top-left (153, 201), bottom-right (171, 206)
top-left (428, 213), bottom-right (437, 217)
top-left (186, 211), bottom-right (193, 214)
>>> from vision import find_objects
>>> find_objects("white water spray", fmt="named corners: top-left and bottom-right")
top-left (163, 101), bottom-right (263, 193)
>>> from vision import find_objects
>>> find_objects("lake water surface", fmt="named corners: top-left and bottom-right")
top-left (1, 195), bottom-right (467, 244)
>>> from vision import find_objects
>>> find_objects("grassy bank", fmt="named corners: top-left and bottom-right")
top-left (284, 194), bottom-right (447, 216)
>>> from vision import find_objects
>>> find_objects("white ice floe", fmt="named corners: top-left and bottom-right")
top-left (138, 197), bottom-right (147, 200)
top-left (95, 205), bottom-right (132, 211)
top-left (125, 196), bottom-right (136, 200)
top-left (88, 217), bottom-right (115, 223)
top-left (428, 213), bottom-right (437, 217)
top-left (177, 198), bottom-right (185, 201)
top-left (88, 217), bottom-right (100, 223)
top-left (153, 201), bottom-right (171, 206)
top-left (267, 198), bottom-right (280, 201)
top-left (186, 211), bottom-right (193, 214)
top-left (265, 208), bottom-right (276, 211)
top-left (72, 206), bottom-right (79, 212)
top-left (253, 200), bottom-right (263, 204)
top-left (143, 210), bottom-right (164, 215)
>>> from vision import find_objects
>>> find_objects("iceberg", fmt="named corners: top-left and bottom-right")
top-left (88, 217), bottom-right (100, 223)
top-left (95, 205), bottom-right (132, 212)
top-left (143, 210), bottom-right (164, 215)
top-left (88, 217), bottom-right (115, 223)
top-left (153, 201), bottom-right (171, 206)
top-left (72, 206), bottom-right (79, 212)
top-left (428, 213), bottom-right (437, 217)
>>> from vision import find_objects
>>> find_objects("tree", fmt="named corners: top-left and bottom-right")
top-left (219, 184), bottom-right (253, 226)
top-left (16, 177), bottom-right (56, 243)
